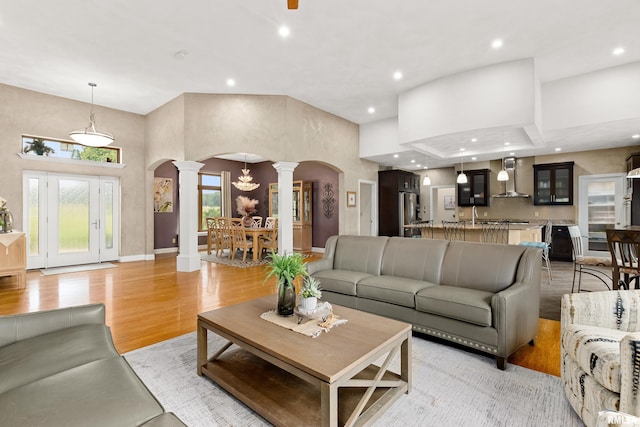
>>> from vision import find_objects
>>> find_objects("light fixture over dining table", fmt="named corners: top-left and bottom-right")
top-left (232, 155), bottom-right (260, 192)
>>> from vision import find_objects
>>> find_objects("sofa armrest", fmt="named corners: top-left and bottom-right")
top-left (493, 278), bottom-right (540, 355)
top-left (0, 303), bottom-right (106, 348)
top-left (306, 258), bottom-right (333, 276)
top-left (619, 332), bottom-right (640, 417)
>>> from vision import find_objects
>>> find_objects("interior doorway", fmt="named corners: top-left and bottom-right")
top-left (430, 185), bottom-right (456, 225)
top-left (358, 180), bottom-right (377, 236)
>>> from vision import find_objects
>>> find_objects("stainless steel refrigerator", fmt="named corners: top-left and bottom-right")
top-left (399, 192), bottom-right (417, 237)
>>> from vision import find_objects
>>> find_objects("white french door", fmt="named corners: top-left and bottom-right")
top-left (578, 173), bottom-right (626, 257)
top-left (23, 171), bottom-right (120, 269)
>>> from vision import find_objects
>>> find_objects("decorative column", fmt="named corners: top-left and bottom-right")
top-left (173, 161), bottom-right (205, 272)
top-left (272, 162), bottom-right (298, 255)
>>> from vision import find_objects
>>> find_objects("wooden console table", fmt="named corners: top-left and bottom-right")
top-left (0, 232), bottom-right (26, 289)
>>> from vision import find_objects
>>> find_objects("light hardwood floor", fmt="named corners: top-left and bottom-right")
top-left (0, 253), bottom-right (561, 377)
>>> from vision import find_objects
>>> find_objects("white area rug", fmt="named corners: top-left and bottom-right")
top-left (40, 263), bottom-right (117, 275)
top-left (125, 332), bottom-right (584, 427)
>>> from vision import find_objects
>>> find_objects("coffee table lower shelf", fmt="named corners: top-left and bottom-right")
top-left (200, 346), bottom-right (406, 427)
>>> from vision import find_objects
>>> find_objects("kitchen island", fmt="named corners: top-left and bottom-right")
top-left (405, 222), bottom-right (542, 244)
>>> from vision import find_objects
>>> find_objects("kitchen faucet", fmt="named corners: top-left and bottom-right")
top-left (472, 205), bottom-right (478, 227)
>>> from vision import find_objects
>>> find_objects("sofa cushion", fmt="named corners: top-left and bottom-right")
top-left (358, 275), bottom-right (437, 308)
top-left (415, 286), bottom-right (494, 327)
top-left (562, 324), bottom-right (624, 393)
top-left (440, 241), bottom-right (525, 293)
top-left (312, 269), bottom-right (373, 296)
top-left (0, 324), bottom-right (120, 394)
top-left (0, 356), bottom-right (165, 426)
top-left (333, 235), bottom-right (389, 276)
top-left (380, 237), bottom-right (448, 283)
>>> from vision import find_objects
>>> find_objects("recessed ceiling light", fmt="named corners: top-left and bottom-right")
top-left (504, 142), bottom-right (510, 146)
top-left (416, 164), bottom-right (421, 168)
top-left (226, 78), bottom-right (236, 87)
top-left (471, 157), bottom-right (477, 161)
top-left (491, 39), bottom-right (503, 49)
top-left (471, 138), bottom-right (477, 142)
top-left (423, 166), bottom-right (428, 170)
top-left (410, 159), bottom-right (415, 163)
top-left (633, 134), bottom-right (640, 139)
top-left (460, 148), bottom-right (466, 152)
top-left (555, 147), bottom-right (562, 152)
top-left (509, 152), bottom-right (515, 156)
top-left (174, 50), bottom-right (189, 60)
top-left (393, 154), bottom-right (399, 158)
top-left (393, 71), bottom-right (403, 80)
top-left (613, 46), bottom-right (625, 56)
top-left (279, 26), bottom-right (290, 38)
top-left (368, 107), bottom-right (375, 114)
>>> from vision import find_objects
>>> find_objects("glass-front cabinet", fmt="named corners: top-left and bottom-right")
top-left (269, 180), bottom-right (312, 251)
top-left (533, 162), bottom-right (574, 205)
top-left (457, 169), bottom-right (489, 207)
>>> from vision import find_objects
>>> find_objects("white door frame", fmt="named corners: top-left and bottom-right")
top-left (23, 171), bottom-right (120, 269)
top-left (578, 173), bottom-right (626, 257)
top-left (358, 179), bottom-right (377, 236)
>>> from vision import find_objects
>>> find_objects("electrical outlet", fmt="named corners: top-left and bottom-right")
top-left (459, 212), bottom-right (465, 217)
top-left (172, 238), bottom-right (177, 243)
top-left (534, 211), bottom-right (539, 217)
top-left (483, 212), bottom-right (487, 217)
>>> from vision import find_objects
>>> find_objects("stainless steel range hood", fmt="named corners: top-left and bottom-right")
top-left (492, 157), bottom-right (531, 198)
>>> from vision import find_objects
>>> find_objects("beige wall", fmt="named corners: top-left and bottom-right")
top-left (417, 146), bottom-right (639, 223)
top-left (2, 85), bottom-right (375, 259)
top-left (0, 83), bottom-right (147, 257)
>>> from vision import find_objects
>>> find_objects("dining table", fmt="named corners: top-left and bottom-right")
top-left (243, 227), bottom-right (273, 262)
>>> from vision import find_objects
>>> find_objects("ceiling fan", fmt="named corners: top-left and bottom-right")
top-left (287, 0), bottom-right (299, 9)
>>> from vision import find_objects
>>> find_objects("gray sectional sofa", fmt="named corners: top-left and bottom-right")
top-left (0, 303), bottom-right (185, 426)
top-left (306, 235), bottom-right (542, 369)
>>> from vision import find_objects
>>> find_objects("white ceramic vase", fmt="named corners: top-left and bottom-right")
top-left (299, 296), bottom-right (317, 312)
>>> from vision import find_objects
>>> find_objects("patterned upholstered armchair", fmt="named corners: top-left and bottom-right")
top-left (561, 291), bottom-right (640, 427)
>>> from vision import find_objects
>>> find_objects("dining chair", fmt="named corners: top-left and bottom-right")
top-left (568, 225), bottom-right (611, 292)
top-left (264, 216), bottom-right (276, 229)
top-left (442, 220), bottom-right (465, 241)
top-left (606, 228), bottom-right (640, 290)
top-left (519, 220), bottom-right (552, 284)
top-left (251, 216), bottom-right (263, 228)
top-left (206, 217), bottom-right (217, 255)
top-left (230, 218), bottom-right (253, 262)
top-left (481, 221), bottom-right (509, 244)
top-left (217, 217), bottom-right (233, 257)
top-left (259, 218), bottom-right (278, 256)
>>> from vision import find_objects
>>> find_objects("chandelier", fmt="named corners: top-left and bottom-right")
top-left (69, 82), bottom-right (114, 147)
top-left (232, 158), bottom-right (260, 192)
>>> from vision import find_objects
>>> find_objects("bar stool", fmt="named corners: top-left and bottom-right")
top-left (568, 225), bottom-right (611, 292)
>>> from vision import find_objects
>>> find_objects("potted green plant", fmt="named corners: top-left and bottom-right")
top-left (24, 138), bottom-right (55, 156)
top-left (299, 276), bottom-right (321, 312)
top-left (264, 250), bottom-right (308, 316)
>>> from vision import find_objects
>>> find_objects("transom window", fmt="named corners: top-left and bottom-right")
top-left (22, 135), bottom-right (121, 163)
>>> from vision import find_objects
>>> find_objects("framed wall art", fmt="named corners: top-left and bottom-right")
top-left (347, 191), bottom-right (357, 207)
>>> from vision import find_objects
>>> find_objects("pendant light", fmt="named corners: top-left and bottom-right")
top-left (422, 151), bottom-right (431, 186)
top-left (232, 155), bottom-right (260, 192)
top-left (457, 150), bottom-right (468, 184)
top-left (69, 83), bottom-right (114, 147)
top-left (497, 132), bottom-right (509, 182)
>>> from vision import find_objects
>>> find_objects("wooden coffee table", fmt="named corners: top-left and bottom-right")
top-left (197, 295), bottom-right (412, 427)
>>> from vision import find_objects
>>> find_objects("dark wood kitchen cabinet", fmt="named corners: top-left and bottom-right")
top-left (533, 162), bottom-right (574, 205)
top-left (457, 169), bottom-right (489, 207)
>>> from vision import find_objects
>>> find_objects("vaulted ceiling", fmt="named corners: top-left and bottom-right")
top-left (1, 0), bottom-right (638, 168)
